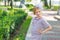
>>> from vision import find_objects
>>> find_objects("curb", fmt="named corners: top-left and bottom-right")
top-left (54, 15), bottom-right (60, 20)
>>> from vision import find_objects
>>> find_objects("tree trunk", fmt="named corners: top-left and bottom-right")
top-left (19, 0), bottom-right (25, 8)
top-left (44, 0), bottom-right (48, 7)
top-left (49, 0), bottom-right (51, 8)
top-left (5, 0), bottom-right (6, 6)
top-left (8, 0), bottom-right (10, 6)
top-left (10, 0), bottom-right (13, 9)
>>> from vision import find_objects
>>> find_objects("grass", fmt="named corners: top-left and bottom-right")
top-left (0, 6), bottom-right (22, 10)
top-left (43, 6), bottom-right (51, 9)
top-left (0, 6), bottom-right (11, 8)
top-left (53, 6), bottom-right (60, 11)
top-left (13, 16), bottom-right (32, 40)
top-left (43, 6), bottom-right (60, 11)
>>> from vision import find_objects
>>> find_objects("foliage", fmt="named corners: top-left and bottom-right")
top-left (25, 4), bottom-right (34, 11)
top-left (53, 6), bottom-right (59, 11)
top-left (13, 16), bottom-right (32, 40)
top-left (26, 0), bottom-right (32, 2)
top-left (0, 9), bottom-right (27, 40)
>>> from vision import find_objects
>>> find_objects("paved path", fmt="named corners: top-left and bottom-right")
top-left (26, 11), bottom-right (60, 40)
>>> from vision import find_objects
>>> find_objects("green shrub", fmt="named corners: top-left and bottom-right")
top-left (25, 4), bottom-right (34, 11)
top-left (13, 16), bottom-right (32, 40)
top-left (0, 9), bottom-right (27, 40)
top-left (25, 4), bottom-right (33, 8)
top-left (0, 10), bottom-right (3, 19)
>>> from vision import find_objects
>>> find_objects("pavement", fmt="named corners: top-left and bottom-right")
top-left (26, 11), bottom-right (60, 40)
top-left (41, 11), bottom-right (60, 40)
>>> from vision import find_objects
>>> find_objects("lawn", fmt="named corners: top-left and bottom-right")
top-left (53, 6), bottom-right (59, 11)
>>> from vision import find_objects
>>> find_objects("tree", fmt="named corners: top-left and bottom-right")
top-left (42, 0), bottom-right (49, 8)
top-left (14, 0), bottom-right (20, 7)
top-left (26, 0), bottom-right (31, 2)
top-left (10, 0), bottom-right (13, 9)
top-left (44, 0), bottom-right (48, 7)
top-left (49, 0), bottom-right (51, 8)
top-left (0, 0), bottom-right (2, 1)
top-left (14, 0), bottom-right (18, 6)
top-left (8, 0), bottom-right (10, 6)
top-left (14, 0), bottom-right (20, 1)
top-left (0, 0), bottom-right (2, 5)
top-left (57, 0), bottom-right (60, 15)
top-left (5, 0), bottom-right (7, 6)
top-left (19, 0), bottom-right (25, 8)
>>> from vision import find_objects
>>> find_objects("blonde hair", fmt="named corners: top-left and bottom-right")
top-left (33, 7), bottom-right (41, 15)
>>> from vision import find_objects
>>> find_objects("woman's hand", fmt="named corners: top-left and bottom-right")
top-left (42, 26), bottom-right (52, 34)
top-left (42, 26), bottom-right (52, 33)
top-left (37, 26), bottom-right (52, 34)
top-left (37, 29), bottom-right (43, 34)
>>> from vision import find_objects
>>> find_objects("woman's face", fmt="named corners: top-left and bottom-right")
top-left (35, 9), bottom-right (41, 16)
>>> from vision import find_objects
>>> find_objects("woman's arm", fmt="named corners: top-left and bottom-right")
top-left (37, 26), bottom-right (52, 34)
top-left (38, 18), bottom-right (52, 34)
top-left (42, 26), bottom-right (52, 33)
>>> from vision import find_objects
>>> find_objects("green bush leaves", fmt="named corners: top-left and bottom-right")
top-left (0, 9), bottom-right (27, 40)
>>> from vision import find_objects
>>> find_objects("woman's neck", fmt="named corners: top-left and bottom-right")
top-left (36, 15), bottom-right (42, 19)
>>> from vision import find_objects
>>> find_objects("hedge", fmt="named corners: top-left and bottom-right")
top-left (13, 16), bottom-right (32, 40)
top-left (0, 9), bottom-right (27, 40)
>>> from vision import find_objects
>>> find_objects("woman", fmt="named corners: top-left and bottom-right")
top-left (25, 7), bottom-right (52, 40)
